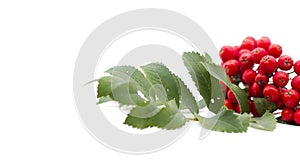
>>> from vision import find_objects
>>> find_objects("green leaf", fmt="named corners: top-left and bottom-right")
top-left (106, 66), bottom-right (152, 98)
top-left (183, 52), bottom-right (224, 113)
top-left (124, 100), bottom-right (188, 129)
top-left (97, 96), bottom-right (113, 104)
top-left (182, 52), bottom-right (212, 107)
top-left (141, 63), bottom-right (181, 106)
top-left (177, 77), bottom-right (199, 114)
top-left (253, 98), bottom-right (277, 116)
top-left (196, 107), bottom-right (250, 133)
top-left (250, 111), bottom-right (277, 131)
top-left (97, 76), bottom-right (112, 98)
top-left (202, 61), bottom-right (249, 113)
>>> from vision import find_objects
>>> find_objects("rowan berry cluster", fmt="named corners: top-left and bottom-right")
top-left (220, 36), bottom-right (300, 124)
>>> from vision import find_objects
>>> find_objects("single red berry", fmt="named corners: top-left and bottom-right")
top-left (281, 108), bottom-right (295, 123)
top-left (238, 49), bottom-right (251, 58)
top-left (242, 69), bottom-right (257, 84)
top-left (276, 100), bottom-right (285, 109)
top-left (223, 59), bottom-right (240, 76)
top-left (259, 55), bottom-right (278, 74)
top-left (251, 47), bottom-right (268, 64)
top-left (239, 53), bottom-right (254, 71)
top-left (227, 90), bottom-right (238, 104)
top-left (249, 100), bottom-right (259, 117)
top-left (293, 109), bottom-right (300, 125)
top-left (282, 89), bottom-right (300, 108)
top-left (268, 44), bottom-right (282, 58)
top-left (278, 55), bottom-right (294, 70)
top-left (291, 76), bottom-right (300, 91)
top-left (273, 71), bottom-right (289, 87)
top-left (254, 73), bottom-right (268, 87)
top-left (263, 84), bottom-right (281, 102)
top-left (219, 46), bottom-right (237, 62)
top-left (293, 60), bottom-right (300, 75)
top-left (240, 36), bottom-right (257, 51)
top-left (256, 36), bottom-right (271, 50)
top-left (224, 99), bottom-right (236, 111)
top-left (249, 83), bottom-right (263, 97)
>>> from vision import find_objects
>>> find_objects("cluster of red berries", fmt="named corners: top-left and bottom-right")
top-left (220, 36), bottom-right (300, 125)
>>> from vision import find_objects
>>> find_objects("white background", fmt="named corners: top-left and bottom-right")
top-left (1, 0), bottom-right (300, 159)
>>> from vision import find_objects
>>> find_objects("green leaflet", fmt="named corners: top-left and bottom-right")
top-left (141, 63), bottom-right (181, 106)
top-left (196, 107), bottom-right (250, 133)
top-left (250, 111), bottom-right (277, 131)
top-left (182, 52), bottom-right (212, 107)
top-left (124, 100), bottom-right (188, 130)
top-left (183, 52), bottom-right (225, 113)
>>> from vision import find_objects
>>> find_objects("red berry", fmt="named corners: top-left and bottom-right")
top-left (249, 100), bottom-right (259, 117)
top-left (255, 73), bottom-right (268, 87)
top-left (227, 90), bottom-right (238, 104)
top-left (224, 99), bottom-right (236, 111)
top-left (251, 47), bottom-right (268, 64)
top-left (276, 100), bottom-right (285, 109)
top-left (257, 36), bottom-right (271, 50)
top-left (278, 55), bottom-right (294, 70)
top-left (263, 84), bottom-right (281, 102)
top-left (242, 69), bottom-right (257, 84)
top-left (293, 109), bottom-right (300, 125)
top-left (223, 59), bottom-right (240, 76)
top-left (281, 108), bottom-right (295, 123)
top-left (268, 44), bottom-right (282, 58)
top-left (282, 89), bottom-right (300, 108)
top-left (293, 60), bottom-right (300, 75)
top-left (249, 83), bottom-right (263, 97)
top-left (259, 55), bottom-right (278, 74)
top-left (239, 53), bottom-right (254, 71)
top-left (291, 76), bottom-right (300, 91)
top-left (273, 71), bottom-right (289, 87)
top-left (238, 49), bottom-right (251, 58)
top-left (240, 36), bottom-right (257, 51)
top-left (219, 46), bottom-right (237, 62)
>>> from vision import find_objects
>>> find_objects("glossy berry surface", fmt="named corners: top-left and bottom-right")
top-left (256, 36), bottom-right (271, 50)
top-left (263, 84), bottom-right (281, 102)
top-left (281, 108), bottom-right (294, 123)
top-left (242, 69), bottom-right (257, 84)
top-left (268, 44), bottom-right (282, 58)
top-left (291, 76), bottom-right (300, 93)
top-left (294, 60), bottom-right (300, 75)
top-left (219, 46), bottom-right (237, 62)
top-left (251, 47), bottom-right (267, 64)
top-left (273, 71), bottom-right (289, 87)
top-left (293, 109), bottom-right (300, 125)
top-left (282, 89), bottom-right (300, 108)
top-left (223, 59), bottom-right (239, 76)
top-left (255, 73), bottom-right (268, 87)
top-left (259, 55), bottom-right (278, 74)
top-left (278, 55), bottom-right (293, 70)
